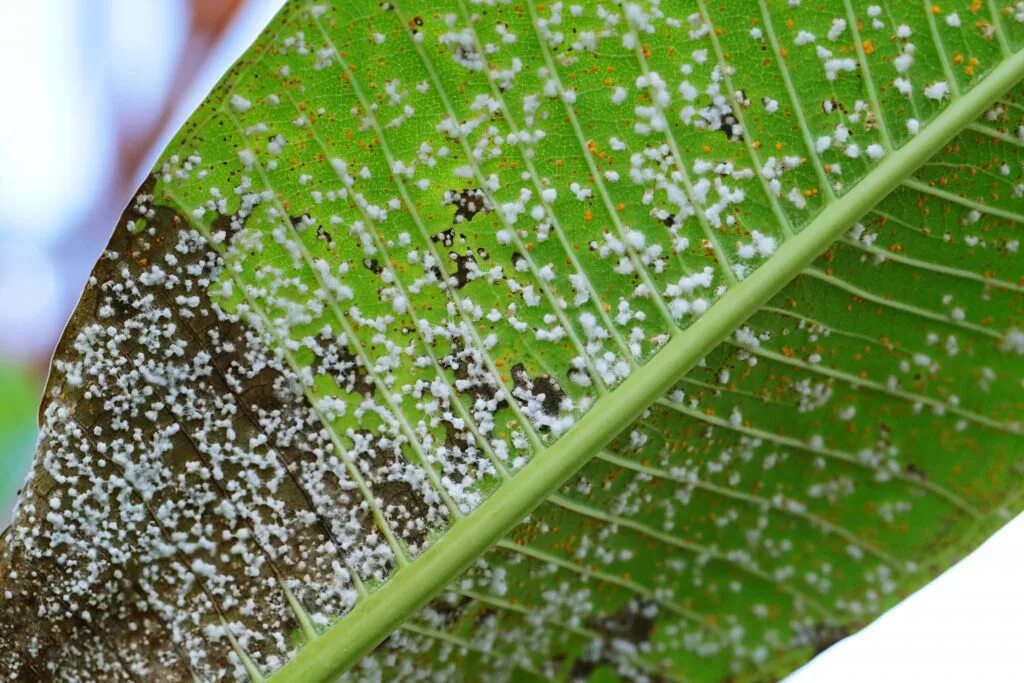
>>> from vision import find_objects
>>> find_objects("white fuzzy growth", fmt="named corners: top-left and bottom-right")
top-left (924, 81), bottom-right (950, 101)
top-left (230, 94), bottom-right (252, 112)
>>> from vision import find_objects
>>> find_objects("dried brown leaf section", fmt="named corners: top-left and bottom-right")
top-left (0, 180), bottom-right (431, 680)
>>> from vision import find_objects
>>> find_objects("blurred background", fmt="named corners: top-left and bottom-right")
top-left (0, 2), bottom-right (1021, 680)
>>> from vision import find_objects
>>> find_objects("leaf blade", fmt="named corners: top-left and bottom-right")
top-left (2, 1), bottom-right (1024, 681)
top-left (272, 45), bottom-right (1024, 681)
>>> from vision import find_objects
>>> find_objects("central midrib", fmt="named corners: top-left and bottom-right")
top-left (271, 47), bottom-right (1024, 683)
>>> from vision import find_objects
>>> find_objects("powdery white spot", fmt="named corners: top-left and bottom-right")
top-left (924, 81), bottom-right (950, 101)
top-left (230, 94), bottom-right (252, 112)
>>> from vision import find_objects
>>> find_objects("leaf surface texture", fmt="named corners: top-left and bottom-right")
top-left (3, 1), bottom-right (1024, 681)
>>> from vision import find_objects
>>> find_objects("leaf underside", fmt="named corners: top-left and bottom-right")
top-left (3, 1), bottom-right (1024, 681)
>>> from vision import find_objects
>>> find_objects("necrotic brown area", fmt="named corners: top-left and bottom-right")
top-left (0, 177), bottom-right (409, 680)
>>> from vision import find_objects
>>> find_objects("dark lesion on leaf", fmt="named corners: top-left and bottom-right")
top-left (698, 100), bottom-right (744, 142)
top-left (430, 230), bottom-right (478, 290)
top-left (443, 188), bottom-right (492, 224)
top-left (653, 207), bottom-right (684, 230)
top-left (406, 14), bottom-right (424, 36)
top-left (795, 622), bottom-right (851, 656)
top-left (427, 188), bottom-right (496, 290)
top-left (313, 332), bottom-right (376, 397)
top-left (511, 363), bottom-right (566, 421)
top-left (432, 227), bottom-right (457, 248)
top-left (446, 250), bottom-right (478, 290)
top-left (426, 593), bottom-right (473, 628)
top-left (291, 213), bottom-right (336, 248)
top-left (363, 257), bottom-right (384, 274)
top-left (586, 599), bottom-right (657, 645)
top-left (355, 431), bottom-right (444, 553)
top-left (316, 224), bottom-right (334, 245)
top-left (821, 98), bottom-right (848, 115)
top-left (510, 250), bottom-right (529, 271)
top-left (440, 340), bottom-right (509, 410)
top-left (1, 175), bottom-right (402, 680)
top-left (563, 599), bottom-right (664, 682)
top-left (903, 462), bottom-right (928, 482)
top-left (0, 494), bottom-right (200, 681)
top-left (211, 208), bottom-right (249, 240)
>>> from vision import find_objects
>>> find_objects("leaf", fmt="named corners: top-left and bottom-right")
top-left (2, 1), bottom-right (1023, 681)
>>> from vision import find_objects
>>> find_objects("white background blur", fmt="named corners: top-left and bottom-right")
top-left (0, 2), bottom-right (1021, 680)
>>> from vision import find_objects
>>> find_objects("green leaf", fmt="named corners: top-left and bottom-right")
top-left (3, 1), bottom-right (1023, 681)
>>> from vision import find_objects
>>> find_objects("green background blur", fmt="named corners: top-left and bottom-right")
top-left (0, 365), bottom-right (36, 521)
